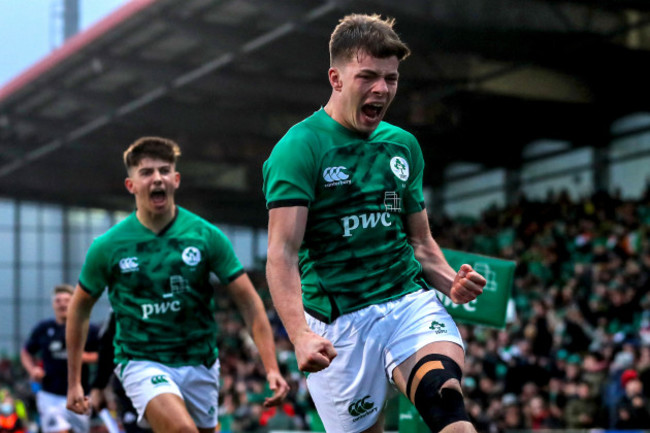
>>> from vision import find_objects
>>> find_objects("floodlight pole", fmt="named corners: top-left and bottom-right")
top-left (63, 0), bottom-right (79, 41)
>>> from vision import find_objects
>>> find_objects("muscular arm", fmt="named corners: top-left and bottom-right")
top-left (66, 286), bottom-right (98, 414)
top-left (406, 209), bottom-right (485, 304)
top-left (266, 206), bottom-right (336, 372)
top-left (225, 273), bottom-right (289, 407)
top-left (266, 207), bottom-right (309, 342)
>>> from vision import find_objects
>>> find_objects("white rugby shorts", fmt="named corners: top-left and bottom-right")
top-left (116, 359), bottom-right (220, 429)
top-left (36, 390), bottom-right (90, 433)
top-left (305, 289), bottom-right (464, 433)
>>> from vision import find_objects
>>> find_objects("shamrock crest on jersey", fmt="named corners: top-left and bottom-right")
top-left (390, 156), bottom-right (409, 181)
top-left (182, 246), bottom-right (201, 266)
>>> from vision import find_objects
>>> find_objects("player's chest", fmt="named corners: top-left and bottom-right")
top-left (110, 237), bottom-right (208, 285)
top-left (40, 325), bottom-right (66, 358)
top-left (317, 143), bottom-right (412, 202)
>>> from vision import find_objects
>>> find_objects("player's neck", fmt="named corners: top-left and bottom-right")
top-left (136, 206), bottom-right (177, 234)
top-left (324, 100), bottom-right (344, 129)
top-left (324, 100), bottom-right (372, 138)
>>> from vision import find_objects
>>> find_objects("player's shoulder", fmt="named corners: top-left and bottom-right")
top-left (176, 207), bottom-right (224, 238)
top-left (374, 120), bottom-right (418, 143)
top-left (91, 212), bottom-right (138, 246)
top-left (176, 206), bottom-right (214, 230)
top-left (31, 318), bottom-right (58, 334)
top-left (278, 109), bottom-right (328, 145)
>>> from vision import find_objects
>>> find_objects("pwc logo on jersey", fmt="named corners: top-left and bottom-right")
top-left (119, 257), bottom-right (139, 273)
top-left (141, 300), bottom-right (181, 319)
top-left (390, 156), bottom-right (409, 181)
top-left (323, 166), bottom-right (352, 188)
top-left (182, 247), bottom-right (201, 266)
top-left (341, 212), bottom-right (392, 237)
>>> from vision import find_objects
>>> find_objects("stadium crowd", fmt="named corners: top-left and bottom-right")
top-left (433, 188), bottom-right (650, 431)
top-left (2, 187), bottom-right (650, 432)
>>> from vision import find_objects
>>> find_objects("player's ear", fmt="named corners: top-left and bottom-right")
top-left (124, 177), bottom-right (135, 194)
top-left (328, 67), bottom-right (342, 92)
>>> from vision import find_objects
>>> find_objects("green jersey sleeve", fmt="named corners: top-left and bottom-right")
top-left (263, 124), bottom-right (319, 208)
top-left (78, 237), bottom-right (110, 298)
top-left (208, 226), bottom-right (244, 284)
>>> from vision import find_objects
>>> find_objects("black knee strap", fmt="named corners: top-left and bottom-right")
top-left (406, 354), bottom-right (462, 401)
top-left (405, 354), bottom-right (469, 433)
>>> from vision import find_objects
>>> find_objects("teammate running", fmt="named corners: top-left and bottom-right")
top-left (66, 137), bottom-right (289, 433)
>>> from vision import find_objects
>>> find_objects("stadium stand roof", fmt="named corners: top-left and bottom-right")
top-left (1, 0), bottom-right (649, 227)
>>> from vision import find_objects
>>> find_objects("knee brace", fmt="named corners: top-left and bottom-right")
top-left (405, 354), bottom-right (470, 433)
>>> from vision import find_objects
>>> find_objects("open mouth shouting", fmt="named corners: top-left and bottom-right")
top-left (361, 102), bottom-right (384, 124)
top-left (150, 189), bottom-right (167, 207)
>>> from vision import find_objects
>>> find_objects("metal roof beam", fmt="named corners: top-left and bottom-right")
top-left (161, 17), bottom-right (249, 52)
top-left (55, 88), bottom-right (126, 112)
top-left (100, 53), bottom-right (188, 84)
top-left (191, 72), bottom-right (326, 104)
top-left (247, 0), bottom-right (320, 22)
top-left (2, 114), bottom-right (69, 138)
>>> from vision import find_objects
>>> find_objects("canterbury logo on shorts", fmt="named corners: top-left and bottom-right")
top-left (151, 375), bottom-right (169, 385)
top-left (348, 395), bottom-right (378, 421)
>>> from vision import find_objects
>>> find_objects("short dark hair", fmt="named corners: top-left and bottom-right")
top-left (123, 137), bottom-right (181, 171)
top-left (53, 284), bottom-right (74, 296)
top-left (329, 14), bottom-right (410, 66)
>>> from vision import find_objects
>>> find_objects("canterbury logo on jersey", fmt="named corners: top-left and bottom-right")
top-left (323, 166), bottom-right (349, 182)
top-left (323, 166), bottom-right (352, 187)
top-left (119, 257), bottom-right (139, 273)
top-left (341, 212), bottom-right (392, 237)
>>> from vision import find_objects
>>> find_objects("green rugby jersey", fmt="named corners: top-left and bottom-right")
top-left (263, 108), bottom-right (427, 323)
top-left (79, 206), bottom-right (244, 366)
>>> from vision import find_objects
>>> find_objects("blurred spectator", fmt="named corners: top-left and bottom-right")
top-left (0, 392), bottom-right (26, 433)
top-left (639, 344), bottom-right (650, 398)
top-left (528, 300), bottom-right (553, 357)
top-left (615, 372), bottom-right (650, 428)
top-left (564, 380), bottom-right (598, 428)
top-left (523, 395), bottom-right (562, 429)
top-left (0, 390), bottom-right (27, 431)
top-left (258, 402), bottom-right (300, 431)
top-left (582, 351), bottom-right (608, 399)
top-left (465, 399), bottom-right (492, 433)
top-left (498, 395), bottom-right (525, 431)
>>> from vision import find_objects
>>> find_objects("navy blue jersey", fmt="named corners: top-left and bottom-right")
top-left (24, 319), bottom-right (100, 396)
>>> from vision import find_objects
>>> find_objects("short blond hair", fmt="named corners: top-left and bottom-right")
top-left (123, 137), bottom-right (181, 172)
top-left (329, 14), bottom-right (410, 66)
top-left (53, 284), bottom-right (74, 295)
